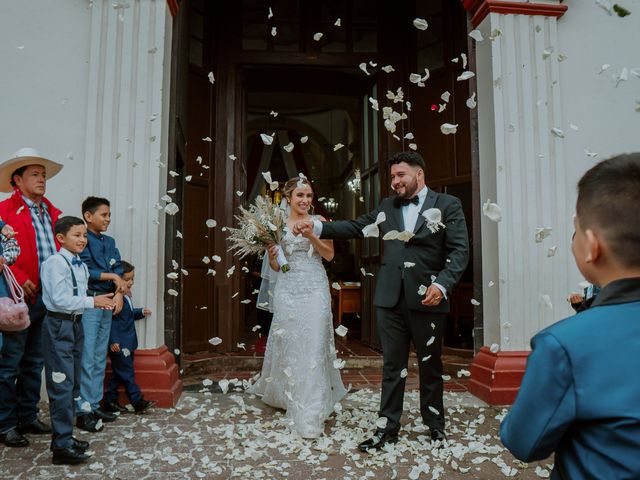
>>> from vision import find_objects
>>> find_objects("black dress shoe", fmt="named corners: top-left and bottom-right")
top-left (52, 446), bottom-right (90, 465)
top-left (50, 437), bottom-right (89, 453)
top-left (358, 428), bottom-right (399, 452)
top-left (132, 399), bottom-right (155, 414)
top-left (75, 413), bottom-right (104, 433)
top-left (430, 428), bottom-right (447, 442)
top-left (17, 418), bottom-right (52, 435)
top-left (0, 428), bottom-right (29, 447)
top-left (103, 400), bottom-right (128, 413)
top-left (94, 407), bottom-right (118, 422)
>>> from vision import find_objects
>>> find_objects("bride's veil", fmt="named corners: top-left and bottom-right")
top-left (256, 197), bottom-right (289, 313)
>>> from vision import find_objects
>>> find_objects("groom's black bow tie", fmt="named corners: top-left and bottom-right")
top-left (395, 196), bottom-right (420, 207)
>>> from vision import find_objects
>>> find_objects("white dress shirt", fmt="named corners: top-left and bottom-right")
top-left (41, 247), bottom-right (94, 314)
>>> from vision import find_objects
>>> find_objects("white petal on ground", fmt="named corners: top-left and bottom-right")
top-left (535, 466), bottom-right (551, 478)
top-left (208, 71), bottom-right (215, 84)
top-left (469, 29), bottom-right (484, 42)
top-left (400, 368), bottom-right (408, 378)
top-left (598, 63), bottom-right (611, 74)
top-left (209, 337), bottom-right (222, 346)
top-left (470, 299), bottom-right (480, 306)
top-left (376, 417), bottom-right (388, 429)
top-left (283, 142), bottom-right (294, 152)
top-left (335, 325), bottom-right (348, 337)
top-left (283, 367), bottom-right (292, 377)
top-left (412, 18), bottom-right (429, 30)
top-left (358, 63), bottom-right (370, 76)
top-left (260, 133), bottom-right (274, 145)
top-left (457, 369), bottom-right (471, 378)
top-left (313, 32), bottom-right (323, 41)
top-left (551, 127), bottom-right (565, 138)
top-left (440, 123), bottom-right (458, 135)
top-left (418, 285), bottom-right (428, 296)
top-left (482, 199), bottom-right (502, 222)
top-left (218, 379), bottom-right (229, 394)
top-left (202, 379), bottom-right (213, 387)
top-left (456, 71), bottom-right (475, 81)
top-left (535, 227), bottom-right (553, 243)
top-left (490, 343), bottom-right (500, 353)
top-left (332, 282), bottom-right (341, 290)
top-left (52, 372), bottom-right (66, 383)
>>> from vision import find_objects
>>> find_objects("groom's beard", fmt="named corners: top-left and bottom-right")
top-left (394, 177), bottom-right (419, 198)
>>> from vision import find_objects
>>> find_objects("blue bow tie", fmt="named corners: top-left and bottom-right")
top-left (71, 257), bottom-right (83, 267)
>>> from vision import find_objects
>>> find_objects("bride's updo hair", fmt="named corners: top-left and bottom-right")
top-left (282, 176), bottom-right (313, 200)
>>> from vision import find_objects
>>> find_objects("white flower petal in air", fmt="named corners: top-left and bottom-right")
top-left (166, 272), bottom-right (179, 280)
top-left (167, 289), bottom-right (178, 297)
top-left (490, 343), bottom-right (500, 353)
top-left (271, 26), bottom-right (277, 36)
top-left (551, 127), bottom-right (565, 138)
top-left (412, 18), bottom-right (429, 30)
top-left (359, 63), bottom-right (370, 76)
top-left (332, 282), bottom-right (341, 290)
top-left (360, 267), bottom-right (374, 277)
top-left (427, 336), bottom-right (435, 346)
top-left (205, 219), bottom-right (217, 228)
top-left (335, 325), bottom-right (348, 337)
top-left (598, 63), bottom-right (611, 74)
top-left (334, 18), bottom-right (341, 27)
top-left (457, 71), bottom-right (475, 81)
top-left (540, 294), bottom-right (553, 310)
top-left (164, 203), bottom-right (179, 215)
top-left (471, 298), bottom-right (481, 306)
top-left (404, 262), bottom-right (416, 268)
top-left (261, 171), bottom-right (279, 191)
top-left (469, 29), bottom-right (484, 42)
top-left (228, 154), bottom-right (237, 161)
top-left (381, 65), bottom-right (395, 73)
top-left (396, 231), bottom-right (415, 242)
top-left (260, 133), bottom-right (274, 145)
top-left (240, 299), bottom-right (251, 304)
top-left (283, 367), bottom-right (293, 377)
top-left (333, 359), bottom-right (346, 370)
top-left (404, 132), bottom-right (414, 140)
top-left (535, 227), bottom-right (553, 243)
top-left (422, 208), bottom-right (445, 233)
top-left (202, 137), bottom-right (212, 142)
top-left (300, 135), bottom-right (309, 143)
top-left (171, 260), bottom-right (179, 270)
top-left (208, 72), bottom-right (215, 84)
top-left (122, 348), bottom-right (130, 357)
top-left (547, 245), bottom-right (557, 257)
top-left (440, 123), bottom-right (458, 135)
top-left (208, 337), bottom-right (222, 346)
top-left (313, 32), bottom-right (323, 41)
top-left (267, 6), bottom-right (273, 18)
top-left (466, 92), bottom-right (477, 109)
top-left (400, 368), bottom-right (408, 378)
top-left (237, 342), bottom-right (246, 350)
top-left (542, 47), bottom-right (553, 60)
top-left (283, 142), bottom-right (294, 152)
top-left (226, 266), bottom-right (236, 277)
top-left (569, 123), bottom-right (579, 131)
top-left (368, 97), bottom-right (379, 111)
top-left (441, 91), bottom-right (451, 103)
top-left (408, 143), bottom-right (417, 151)
top-left (428, 405), bottom-right (439, 415)
top-left (418, 285), bottom-right (428, 296)
top-left (383, 230), bottom-right (399, 240)
top-left (333, 143), bottom-right (344, 151)
top-left (212, 255), bottom-right (222, 262)
top-left (174, 348), bottom-right (181, 355)
top-left (409, 73), bottom-right (423, 84)
top-left (169, 170), bottom-right (179, 177)
top-left (236, 190), bottom-right (243, 196)
top-left (362, 211), bottom-right (386, 237)
top-left (482, 199), bottom-right (502, 222)
top-left (584, 149), bottom-right (598, 158)
top-left (202, 256), bottom-right (210, 265)
top-left (81, 401), bottom-right (92, 412)
top-left (185, 175), bottom-right (192, 181)
top-left (52, 372), bottom-right (66, 383)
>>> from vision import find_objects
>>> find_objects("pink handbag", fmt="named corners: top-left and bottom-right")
top-left (0, 266), bottom-right (30, 332)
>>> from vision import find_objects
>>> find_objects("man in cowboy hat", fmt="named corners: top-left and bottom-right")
top-left (0, 147), bottom-right (63, 447)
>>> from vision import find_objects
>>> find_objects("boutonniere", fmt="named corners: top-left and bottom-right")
top-left (422, 208), bottom-right (445, 233)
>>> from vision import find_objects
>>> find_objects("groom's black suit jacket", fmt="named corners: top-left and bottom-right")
top-left (321, 189), bottom-right (469, 313)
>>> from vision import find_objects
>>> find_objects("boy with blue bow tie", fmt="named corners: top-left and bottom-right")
top-left (103, 261), bottom-right (154, 414)
top-left (41, 216), bottom-right (114, 464)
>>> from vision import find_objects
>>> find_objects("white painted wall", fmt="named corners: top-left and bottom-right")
top-left (0, 0), bottom-right (173, 349)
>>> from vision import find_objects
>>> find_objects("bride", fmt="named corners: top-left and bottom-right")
top-left (248, 176), bottom-right (347, 438)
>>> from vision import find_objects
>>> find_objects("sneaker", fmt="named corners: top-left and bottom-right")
top-left (132, 399), bottom-right (155, 414)
top-left (75, 414), bottom-right (104, 433)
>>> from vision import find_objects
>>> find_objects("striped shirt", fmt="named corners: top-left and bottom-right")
top-left (22, 196), bottom-right (57, 266)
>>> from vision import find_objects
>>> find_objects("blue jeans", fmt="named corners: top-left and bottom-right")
top-left (76, 308), bottom-right (112, 413)
top-left (0, 293), bottom-right (47, 432)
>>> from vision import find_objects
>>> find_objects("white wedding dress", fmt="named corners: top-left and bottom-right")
top-left (248, 228), bottom-right (347, 438)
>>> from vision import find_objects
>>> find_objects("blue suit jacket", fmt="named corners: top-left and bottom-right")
top-left (501, 277), bottom-right (640, 479)
top-left (80, 230), bottom-right (123, 293)
top-left (109, 296), bottom-right (144, 351)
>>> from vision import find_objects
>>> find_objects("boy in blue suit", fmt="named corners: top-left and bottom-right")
top-left (501, 153), bottom-right (640, 479)
top-left (103, 261), bottom-right (154, 414)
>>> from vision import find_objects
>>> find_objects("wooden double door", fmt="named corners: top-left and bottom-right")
top-left (167, 0), bottom-right (476, 354)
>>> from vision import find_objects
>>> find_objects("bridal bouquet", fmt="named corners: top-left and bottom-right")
top-left (226, 195), bottom-right (290, 272)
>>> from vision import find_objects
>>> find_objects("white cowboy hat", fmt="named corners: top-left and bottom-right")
top-left (0, 147), bottom-right (63, 193)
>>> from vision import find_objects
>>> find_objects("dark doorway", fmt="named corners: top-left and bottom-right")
top-left (169, 0), bottom-right (476, 354)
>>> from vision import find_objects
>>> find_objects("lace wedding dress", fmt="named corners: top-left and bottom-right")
top-left (248, 228), bottom-right (347, 438)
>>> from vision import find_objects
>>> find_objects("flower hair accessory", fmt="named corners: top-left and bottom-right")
top-left (422, 208), bottom-right (445, 233)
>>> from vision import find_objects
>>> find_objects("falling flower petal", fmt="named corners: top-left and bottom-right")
top-left (202, 137), bottom-right (212, 142)
top-left (440, 123), bottom-right (458, 135)
top-left (418, 285), bottom-right (428, 296)
top-left (300, 135), bottom-right (309, 143)
top-left (381, 65), bottom-right (395, 73)
top-left (540, 293), bottom-right (553, 309)
top-left (482, 199), bottom-right (502, 222)
top-left (490, 343), bottom-right (500, 353)
top-left (466, 92), bottom-right (477, 109)
top-left (313, 32), bottom-right (323, 41)
top-left (332, 282), bottom-right (341, 290)
top-left (471, 298), bottom-right (481, 306)
top-left (457, 71), bottom-right (475, 81)
top-left (334, 17), bottom-right (341, 26)
top-left (469, 29), bottom-right (484, 42)
top-left (547, 245), bottom-right (557, 257)
top-left (164, 203), bottom-right (179, 215)
top-left (271, 26), bottom-right (277, 36)
top-left (535, 227), bottom-right (553, 243)
top-left (261, 171), bottom-right (279, 191)
top-left (52, 372), bottom-right (66, 383)
top-left (335, 325), bottom-right (348, 337)
top-left (551, 127), bottom-right (565, 138)
top-left (362, 211), bottom-right (386, 238)
top-left (333, 143), bottom-right (344, 151)
top-left (260, 133), bottom-right (274, 145)
top-left (359, 63), bottom-right (370, 76)
top-left (412, 18), bottom-right (429, 30)
top-left (208, 337), bottom-right (222, 346)
top-left (167, 289), bottom-right (178, 297)
top-left (208, 72), bottom-right (215, 84)
top-left (400, 368), bottom-right (408, 378)
top-left (283, 142), bottom-right (294, 152)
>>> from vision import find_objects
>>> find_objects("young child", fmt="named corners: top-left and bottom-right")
top-left (75, 197), bottom-right (127, 432)
top-left (40, 216), bottom-right (114, 465)
top-left (103, 261), bottom-right (154, 414)
top-left (500, 153), bottom-right (640, 478)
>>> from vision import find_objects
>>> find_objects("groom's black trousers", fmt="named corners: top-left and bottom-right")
top-left (376, 289), bottom-right (446, 433)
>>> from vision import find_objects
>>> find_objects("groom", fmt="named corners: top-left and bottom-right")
top-left (295, 151), bottom-right (469, 450)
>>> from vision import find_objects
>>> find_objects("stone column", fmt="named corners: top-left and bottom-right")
top-left (462, 0), bottom-right (570, 404)
top-left (82, 0), bottom-right (181, 406)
